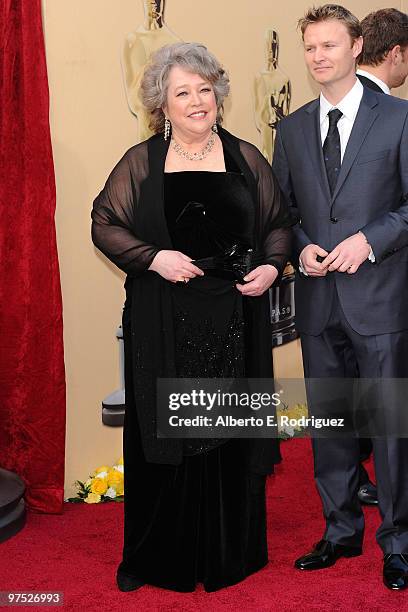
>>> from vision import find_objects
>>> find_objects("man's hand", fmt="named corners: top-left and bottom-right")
top-left (236, 264), bottom-right (278, 296)
top-left (322, 232), bottom-right (371, 274)
top-left (299, 244), bottom-right (329, 276)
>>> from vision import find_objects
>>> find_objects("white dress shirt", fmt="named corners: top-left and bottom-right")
top-left (319, 78), bottom-right (364, 161)
top-left (356, 69), bottom-right (390, 95)
top-left (299, 78), bottom-right (374, 273)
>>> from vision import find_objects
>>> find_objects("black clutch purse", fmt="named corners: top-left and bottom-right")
top-left (175, 201), bottom-right (261, 281)
top-left (193, 244), bottom-right (262, 282)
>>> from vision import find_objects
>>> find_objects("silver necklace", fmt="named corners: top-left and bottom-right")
top-left (171, 132), bottom-right (216, 161)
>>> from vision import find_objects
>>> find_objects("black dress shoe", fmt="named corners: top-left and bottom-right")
top-left (295, 539), bottom-right (362, 570)
top-left (383, 554), bottom-right (408, 590)
top-left (357, 480), bottom-right (378, 506)
top-left (116, 571), bottom-right (145, 592)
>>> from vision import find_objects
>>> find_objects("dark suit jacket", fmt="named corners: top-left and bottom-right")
top-left (272, 86), bottom-right (408, 336)
top-left (356, 73), bottom-right (385, 93)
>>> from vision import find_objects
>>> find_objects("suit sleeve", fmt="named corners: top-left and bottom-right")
top-left (272, 123), bottom-right (312, 262)
top-left (360, 112), bottom-right (408, 261)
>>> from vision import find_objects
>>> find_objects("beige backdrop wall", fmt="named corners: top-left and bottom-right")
top-left (41, 0), bottom-right (408, 498)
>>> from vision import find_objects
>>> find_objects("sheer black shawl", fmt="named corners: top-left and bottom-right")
top-left (92, 127), bottom-right (292, 468)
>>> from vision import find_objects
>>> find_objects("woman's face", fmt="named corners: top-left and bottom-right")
top-left (163, 65), bottom-right (217, 141)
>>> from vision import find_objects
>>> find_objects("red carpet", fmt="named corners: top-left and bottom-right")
top-left (1, 439), bottom-right (406, 611)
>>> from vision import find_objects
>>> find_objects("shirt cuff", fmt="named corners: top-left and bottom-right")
top-left (359, 231), bottom-right (375, 263)
top-left (299, 258), bottom-right (308, 276)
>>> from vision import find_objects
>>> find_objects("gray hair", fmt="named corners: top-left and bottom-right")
top-left (140, 42), bottom-right (230, 134)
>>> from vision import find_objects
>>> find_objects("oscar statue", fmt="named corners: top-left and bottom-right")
top-left (254, 29), bottom-right (291, 163)
top-left (122, 0), bottom-right (182, 142)
top-left (255, 32), bottom-right (294, 324)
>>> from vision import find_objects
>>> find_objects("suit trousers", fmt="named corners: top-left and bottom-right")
top-left (300, 285), bottom-right (408, 552)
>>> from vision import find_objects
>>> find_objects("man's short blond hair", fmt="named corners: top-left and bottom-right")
top-left (298, 4), bottom-right (362, 42)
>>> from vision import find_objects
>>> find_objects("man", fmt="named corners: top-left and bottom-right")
top-left (358, 8), bottom-right (408, 95)
top-left (356, 8), bottom-right (408, 508)
top-left (272, 5), bottom-right (408, 590)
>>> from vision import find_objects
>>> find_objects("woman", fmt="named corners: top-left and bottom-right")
top-left (91, 42), bottom-right (291, 593)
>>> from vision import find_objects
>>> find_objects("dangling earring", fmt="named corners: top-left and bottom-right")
top-left (212, 122), bottom-right (218, 133)
top-left (164, 117), bottom-right (171, 141)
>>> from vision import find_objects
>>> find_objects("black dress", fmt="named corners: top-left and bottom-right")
top-left (117, 152), bottom-right (270, 592)
top-left (91, 128), bottom-right (292, 593)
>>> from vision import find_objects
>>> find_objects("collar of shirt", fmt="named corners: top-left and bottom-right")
top-left (319, 78), bottom-right (364, 127)
top-left (356, 69), bottom-right (390, 94)
top-left (319, 79), bottom-right (364, 159)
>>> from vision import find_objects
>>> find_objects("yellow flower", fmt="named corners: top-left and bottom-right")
top-left (95, 465), bottom-right (110, 475)
top-left (84, 493), bottom-right (101, 504)
top-left (293, 403), bottom-right (308, 416)
top-left (117, 456), bottom-right (124, 466)
top-left (117, 484), bottom-right (124, 496)
top-left (108, 468), bottom-right (124, 496)
top-left (91, 477), bottom-right (108, 495)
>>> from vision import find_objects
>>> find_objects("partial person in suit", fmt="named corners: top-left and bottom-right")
top-left (272, 5), bottom-right (408, 590)
top-left (355, 7), bottom-right (408, 508)
top-left (358, 8), bottom-right (408, 95)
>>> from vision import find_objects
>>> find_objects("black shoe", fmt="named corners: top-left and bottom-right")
top-left (357, 480), bottom-right (378, 506)
top-left (116, 571), bottom-right (145, 592)
top-left (295, 539), bottom-right (362, 570)
top-left (383, 554), bottom-right (408, 590)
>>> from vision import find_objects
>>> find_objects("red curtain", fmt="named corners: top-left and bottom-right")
top-left (0, 0), bottom-right (66, 513)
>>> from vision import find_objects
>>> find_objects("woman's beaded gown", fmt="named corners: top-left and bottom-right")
top-left (118, 150), bottom-right (271, 592)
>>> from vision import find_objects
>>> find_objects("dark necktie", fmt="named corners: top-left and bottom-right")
top-left (323, 108), bottom-right (343, 195)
